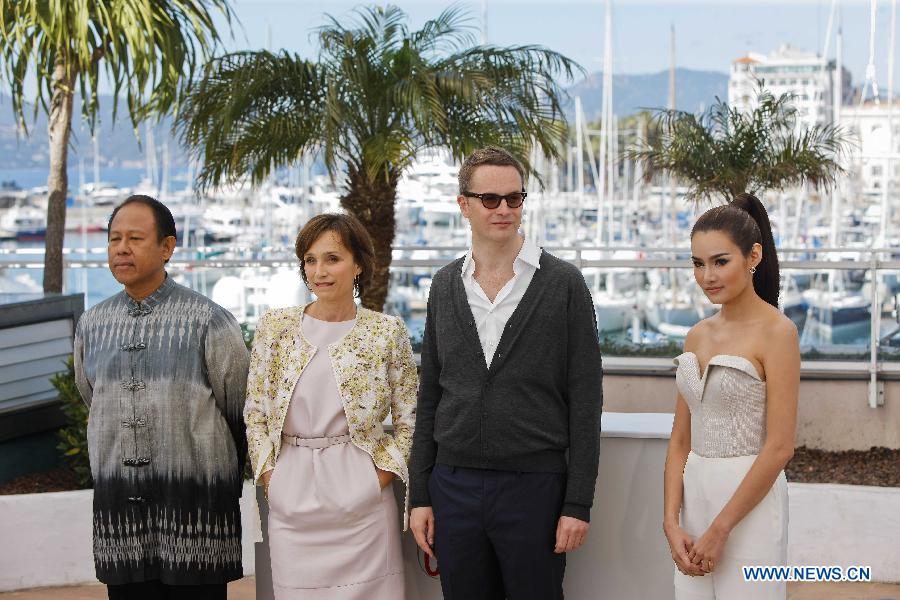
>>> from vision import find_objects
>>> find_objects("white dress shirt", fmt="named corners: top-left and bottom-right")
top-left (461, 236), bottom-right (542, 367)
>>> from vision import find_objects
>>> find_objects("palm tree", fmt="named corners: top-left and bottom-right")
top-left (626, 87), bottom-right (851, 205)
top-left (0, 0), bottom-right (235, 293)
top-left (177, 5), bottom-right (580, 311)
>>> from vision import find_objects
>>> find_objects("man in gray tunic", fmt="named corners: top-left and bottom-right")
top-left (74, 195), bottom-right (249, 599)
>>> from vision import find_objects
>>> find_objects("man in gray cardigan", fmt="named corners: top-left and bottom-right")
top-left (409, 147), bottom-right (603, 599)
top-left (74, 195), bottom-right (249, 600)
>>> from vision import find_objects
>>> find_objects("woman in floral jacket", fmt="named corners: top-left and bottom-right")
top-left (244, 213), bottom-right (417, 599)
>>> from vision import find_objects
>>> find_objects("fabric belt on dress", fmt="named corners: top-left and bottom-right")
top-left (281, 433), bottom-right (351, 449)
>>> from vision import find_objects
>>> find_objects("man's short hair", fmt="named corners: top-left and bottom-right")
top-left (457, 146), bottom-right (526, 194)
top-left (108, 195), bottom-right (177, 241)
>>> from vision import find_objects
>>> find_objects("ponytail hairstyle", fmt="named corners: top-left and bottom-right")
top-left (691, 193), bottom-right (780, 308)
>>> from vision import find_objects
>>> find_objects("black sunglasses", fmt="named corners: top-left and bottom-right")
top-left (462, 191), bottom-right (527, 209)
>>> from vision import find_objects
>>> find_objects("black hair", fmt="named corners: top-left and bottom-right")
top-left (691, 192), bottom-right (780, 308)
top-left (109, 195), bottom-right (177, 241)
top-left (108, 195), bottom-right (177, 264)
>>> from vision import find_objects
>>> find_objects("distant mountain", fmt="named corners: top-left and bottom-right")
top-left (0, 94), bottom-right (185, 171)
top-left (566, 68), bottom-right (730, 122)
top-left (1, 69), bottom-right (729, 170)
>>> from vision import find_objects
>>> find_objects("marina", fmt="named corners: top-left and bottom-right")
top-left (2, 148), bottom-right (899, 362)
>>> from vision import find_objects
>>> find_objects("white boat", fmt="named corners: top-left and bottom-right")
top-left (0, 205), bottom-right (47, 240)
top-left (644, 281), bottom-right (717, 338)
top-left (81, 182), bottom-right (130, 206)
top-left (211, 266), bottom-right (310, 324)
top-left (401, 149), bottom-right (458, 197)
top-left (642, 267), bottom-right (717, 338)
top-left (801, 287), bottom-right (871, 343)
top-left (780, 274), bottom-right (809, 331)
top-left (586, 251), bottom-right (647, 334)
top-left (593, 288), bottom-right (635, 334)
top-left (201, 207), bottom-right (244, 242)
top-left (0, 183), bottom-right (28, 209)
top-left (0, 269), bottom-right (42, 293)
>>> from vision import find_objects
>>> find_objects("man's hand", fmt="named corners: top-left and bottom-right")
top-left (410, 506), bottom-right (436, 559)
top-left (554, 516), bottom-right (589, 553)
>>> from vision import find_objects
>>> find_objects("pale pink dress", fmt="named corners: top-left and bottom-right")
top-left (267, 313), bottom-right (405, 599)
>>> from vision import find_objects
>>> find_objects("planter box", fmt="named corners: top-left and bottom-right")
top-left (0, 482), bottom-right (258, 592)
top-left (788, 482), bottom-right (900, 583)
top-left (1, 472), bottom-right (898, 592)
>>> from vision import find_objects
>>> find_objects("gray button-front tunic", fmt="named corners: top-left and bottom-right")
top-left (74, 275), bottom-right (250, 585)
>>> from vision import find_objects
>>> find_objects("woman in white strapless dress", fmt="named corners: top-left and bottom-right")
top-left (663, 193), bottom-right (800, 600)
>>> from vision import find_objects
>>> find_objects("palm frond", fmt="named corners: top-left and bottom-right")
top-left (177, 50), bottom-right (326, 190)
top-left (625, 84), bottom-right (852, 205)
top-left (178, 4), bottom-right (582, 192)
top-left (0, 0), bottom-right (235, 133)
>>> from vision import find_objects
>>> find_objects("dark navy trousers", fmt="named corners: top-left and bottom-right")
top-left (106, 581), bottom-right (226, 599)
top-left (428, 463), bottom-right (567, 600)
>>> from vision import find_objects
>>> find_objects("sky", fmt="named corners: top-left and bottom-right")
top-left (0, 1), bottom-right (894, 105)
top-left (221, 0), bottom-right (898, 91)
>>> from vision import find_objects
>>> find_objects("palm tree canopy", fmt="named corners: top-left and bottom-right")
top-left (178, 4), bottom-right (582, 190)
top-left (0, 0), bottom-right (235, 132)
top-left (626, 87), bottom-right (852, 205)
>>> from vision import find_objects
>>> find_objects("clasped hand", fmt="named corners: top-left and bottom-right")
top-left (665, 522), bottom-right (728, 577)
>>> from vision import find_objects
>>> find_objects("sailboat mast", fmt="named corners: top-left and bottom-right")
top-left (92, 130), bottom-right (100, 189)
top-left (667, 23), bottom-right (677, 247)
top-left (481, 0), bottom-right (488, 45)
top-left (576, 96), bottom-right (585, 214)
top-left (881, 0), bottom-right (896, 244)
top-left (831, 28), bottom-right (842, 248)
top-left (597, 0), bottom-right (612, 246)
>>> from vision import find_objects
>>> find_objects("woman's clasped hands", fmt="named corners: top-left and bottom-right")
top-left (664, 520), bottom-right (729, 577)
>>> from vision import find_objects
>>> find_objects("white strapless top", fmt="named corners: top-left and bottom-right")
top-left (674, 352), bottom-right (768, 458)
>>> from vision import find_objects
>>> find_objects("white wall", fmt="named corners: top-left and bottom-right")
top-left (0, 489), bottom-right (94, 591)
top-left (0, 482), bottom-right (258, 592)
top-left (602, 374), bottom-right (900, 451)
top-left (2, 435), bottom-right (898, 593)
top-left (788, 483), bottom-right (900, 583)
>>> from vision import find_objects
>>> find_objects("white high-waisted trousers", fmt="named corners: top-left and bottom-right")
top-left (674, 452), bottom-right (789, 600)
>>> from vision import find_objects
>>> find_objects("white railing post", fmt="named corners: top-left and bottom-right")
top-left (869, 250), bottom-right (885, 407)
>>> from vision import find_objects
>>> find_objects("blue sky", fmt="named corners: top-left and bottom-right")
top-left (222, 0), bottom-right (895, 90)
top-left (0, 1), bottom-right (892, 103)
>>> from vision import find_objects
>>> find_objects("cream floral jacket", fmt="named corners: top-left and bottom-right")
top-left (244, 303), bottom-right (418, 528)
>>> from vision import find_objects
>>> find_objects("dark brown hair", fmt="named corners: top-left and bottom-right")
top-left (295, 213), bottom-right (375, 298)
top-left (691, 193), bottom-right (780, 308)
top-left (458, 146), bottom-right (526, 194)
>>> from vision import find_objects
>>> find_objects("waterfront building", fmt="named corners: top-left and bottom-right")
top-left (728, 44), bottom-right (852, 132)
top-left (841, 100), bottom-right (900, 200)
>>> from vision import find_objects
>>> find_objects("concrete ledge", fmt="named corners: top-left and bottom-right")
top-left (1, 479), bottom-right (897, 591)
top-left (0, 482), bottom-right (258, 592)
top-left (601, 356), bottom-right (900, 380)
top-left (788, 482), bottom-right (900, 583)
top-left (602, 374), bottom-right (900, 451)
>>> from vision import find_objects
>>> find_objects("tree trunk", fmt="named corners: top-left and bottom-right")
top-left (43, 58), bottom-right (76, 293)
top-left (340, 166), bottom-right (399, 312)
